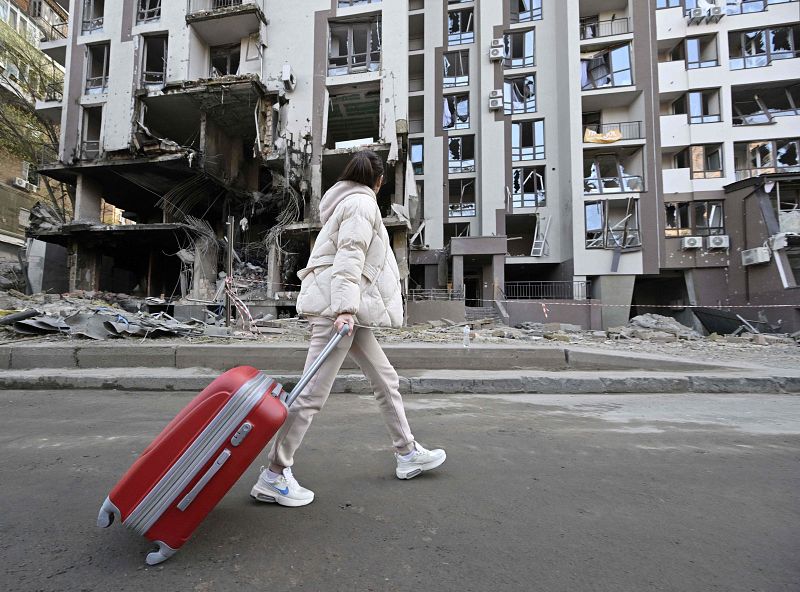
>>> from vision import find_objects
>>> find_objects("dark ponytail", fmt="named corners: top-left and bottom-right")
top-left (338, 149), bottom-right (385, 190)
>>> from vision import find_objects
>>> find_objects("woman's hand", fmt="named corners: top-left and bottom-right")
top-left (335, 313), bottom-right (355, 336)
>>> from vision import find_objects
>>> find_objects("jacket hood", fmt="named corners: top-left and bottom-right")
top-left (319, 180), bottom-right (376, 225)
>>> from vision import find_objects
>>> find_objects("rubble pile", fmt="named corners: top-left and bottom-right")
top-left (608, 313), bottom-right (702, 341)
top-left (0, 261), bottom-right (25, 292)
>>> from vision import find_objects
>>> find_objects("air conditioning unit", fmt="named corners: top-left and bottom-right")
top-left (489, 89), bottom-right (503, 99)
top-left (490, 38), bottom-right (504, 49)
top-left (706, 6), bottom-right (724, 22)
top-left (13, 177), bottom-right (28, 190)
top-left (706, 234), bottom-right (729, 249)
top-left (686, 7), bottom-right (705, 24)
top-left (489, 97), bottom-right (503, 110)
top-left (741, 246), bottom-right (771, 266)
top-left (281, 64), bottom-right (296, 92)
top-left (489, 46), bottom-right (504, 61)
top-left (680, 236), bottom-right (702, 249)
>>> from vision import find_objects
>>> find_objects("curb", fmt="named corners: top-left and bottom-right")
top-left (0, 371), bottom-right (797, 395)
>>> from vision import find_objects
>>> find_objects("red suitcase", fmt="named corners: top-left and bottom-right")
top-left (97, 326), bottom-right (347, 565)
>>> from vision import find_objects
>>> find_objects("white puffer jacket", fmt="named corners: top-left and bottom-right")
top-left (295, 180), bottom-right (404, 328)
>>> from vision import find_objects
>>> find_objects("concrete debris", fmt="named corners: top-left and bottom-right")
top-left (623, 314), bottom-right (702, 340)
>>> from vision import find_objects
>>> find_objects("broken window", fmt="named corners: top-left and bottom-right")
top-left (732, 84), bottom-right (800, 126)
top-left (448, 178), bottom-right (476, 218)
top-left (512, 166), bottom-right (546, 208)
top-left (511, 119), bottom-right (544, 161)
top-left (448, 135), bottom-right (475, 174)
top-left (585, 199), bottom-right (641, 249)
top-left (137, 0), bottom-right (160, 23)
top-left (410, 139), bottom-right (424, 175)
top-left (773, 181), bottom-right (800, 234)
top-left (729, 25), bottom-right (800, 69)
top-left (694, 201), bottom-right (725, 236)
top-left (329, 19), bottom-right (382, 75)
top-left (85, 43), bottom-right (109, 94)
top-left (504, 29), bottom-right (535, 69)
top-left (511, 0), bottom-right (542, 23)
top-left (142, 35), bottom-right (167, 86)
top-left (448, 8), bottom-right (473, 45)
top-left (665, 202), bottom-right (691, 237)
top-left (326, 90), bottom-right (381, 149)
top-left (211, 44), bottom-right (240, 76)
top-left (682, 144), bottom-right (723, 179)
top-left (505, 214), bottom-right (539, 256)
top-left (81, 0), bottom-right (104, 34)
top-left (81, 106), bottom-right (102, 159)
top-left (581, 44), bottom-right (632, 90)
top-left (443, 50), bottom-right (469, 87)
top-left (443, 93), bottom-right (469, 130)
top-left (583, 154), bottom-right (643, 194)
top-left (504, 75), bottom-right (536, 115)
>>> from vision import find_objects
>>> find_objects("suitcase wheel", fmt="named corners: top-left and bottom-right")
top-left (146, 540), bottom-right (178, 566)
top-left (96, 497), bottom-right (121, 528)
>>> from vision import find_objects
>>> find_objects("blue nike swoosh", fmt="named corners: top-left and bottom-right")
top-left (271, 484), bottom-right (289, 495)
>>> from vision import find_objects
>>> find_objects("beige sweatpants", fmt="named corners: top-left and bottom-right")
top-left (268, 317), bottom-right (415, 468)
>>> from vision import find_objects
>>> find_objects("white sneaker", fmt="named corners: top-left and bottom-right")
top-left (250, 466), bottom-right (315, 507)
top-left (395, 442), bottom-right (446, 480)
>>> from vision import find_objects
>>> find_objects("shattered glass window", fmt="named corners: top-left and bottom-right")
top-left (503, 75), bottom-right (536, 115)
top-left (448, 8), bottom-right (474, 45)
top-left (665, 203), bottom-right (691, 237)
top-left (328, 19), bottom-right (381, 75)
top-left (581, 44), bottom-right (632, 90)
top-left (448, 179), bottom-right (476, 218)
top-left (410, 139), bottom-right (424, 175)
top-left (693, 201), bottom-right (725, 236)
top-left (776, 139), bottom-right (799, 168)
top-left (448, 135), bottom-right (475, 174)
top-left (85, 43), bottom-right (110, 93)
top-left (585, 202), bottom-right (604, 248)
top-left (605, 199), bottom-right (641, 249)
top-left (730, 85), bottom-right (800, 126)
top-left (443, 50), bottom-right (469, 87)
top-left (82, 0), bottom-right (104, 34)
top-left (137, 0), bottom-right (160, 23)
top-left (443, 94), bottom-right (469, 130)
top-left (511, 0), bottom-right (542, 23)
top-left (504, 29), bottom-right (535, 68)
top-left (512, 166), bottom-right (546, 208)
top-left (511, 119), bottom-right (544, 161)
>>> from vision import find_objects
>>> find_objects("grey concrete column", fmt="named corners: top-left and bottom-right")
top-left (492, 254), bottom-right (505, 301)
top-left (68, 241), bottom-right (100, 291)
top-left (594, 275), bottom-right (636, 330)
top-left (190, 238), bottom-right (218, 301)
top-left (452, 255), bottom-right (464, 295)
top-left (266, 242), bottom-right (280, 299)
top-left (74, 174), bottom-right (103, 222)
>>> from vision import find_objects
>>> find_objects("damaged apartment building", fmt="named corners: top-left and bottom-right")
top-left (31, 0), bottom-right (413, 319)
top-left (29, 0), bottom-right (800, 330)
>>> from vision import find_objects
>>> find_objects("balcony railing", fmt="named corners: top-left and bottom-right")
top-left (408, 289), bottom-right (465, 302)
top-left (81, 141), bottom-right (100, 160)
top-left (38, 143), bottom-right (59, 167)
top-left (730, 50), bottom-right (800, 70)
top-left (735, 166), bottom-right (800, 181)
top-left (504, 281), bottom-right (591, 301)
top-left (584, 175), bottom-right (644, 194)
top-left (580, 18), bottom-right (630, 40)
top-left (449, 203), bottom-right (476, 218)
top-left (188, 0), bottom-right (254, 12)
top-left (39, 20), bottom-right (68, 42)
top-left (81, 16), bottom-right (103, 34)
top-left (583, 121), bottom-right (643, 142)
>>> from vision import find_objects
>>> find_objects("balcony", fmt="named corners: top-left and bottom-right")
top-left (730, 50), bottom-right (800, 71)
top-left (579, 18), bottom-right (631, 41)
top-left (186, 0), bottom-right (266, 46)
top-left (503, 281), bottom-right (590, 301)
top-left (34, 83), bottom-right (64, 124)
top-left (662, 167), bottom-right (693, 195)
top-left (583, 175), bottom-right (644, 195)
top-left (582, 121), bottom-right (643, 145)
top-left (39, 22), bottom-right (69, 66)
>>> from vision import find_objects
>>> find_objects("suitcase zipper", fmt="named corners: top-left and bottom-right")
top-left (124, 374), bottom-right (272, 535)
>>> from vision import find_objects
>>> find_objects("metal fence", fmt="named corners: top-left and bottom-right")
top-left (188, 0), bottom-right (256, 12)
top-left (38, 20), bottom-right (68, 42)
top-left (408, 289), bottom-right (465, 302)
top-left (504, 281), bottom-right (591, 301)
top-left (579, 17), bottom-right (630, 40)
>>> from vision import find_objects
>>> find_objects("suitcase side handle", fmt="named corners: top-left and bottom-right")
top-left (283, 323), bottom-right (350, 407)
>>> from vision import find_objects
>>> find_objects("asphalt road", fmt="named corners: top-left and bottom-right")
top-left (1, 390), bottom-right (798, 592)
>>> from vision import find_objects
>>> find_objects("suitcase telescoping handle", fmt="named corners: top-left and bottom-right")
top-left (283, 323), bottom-right (350, 407)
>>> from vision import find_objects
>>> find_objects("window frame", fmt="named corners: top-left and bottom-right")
top-left (328, 18), bottom-right (382, 76)
top-left (85, 42), bottom-right (110, 94)
top-left (443, 93), bottom-right (470, 131)
top-left (448, 8), bottom-right (474, 46)
top-left (142, 34), bottom-right (168, 86)
top-left (504, 75), bottom-right (537, 115)
top-left (511, 0), bottom-right (542, 23)
top-left (137, 0), bottom-right (161, 24)
top-left (448, 135), bottom-right (476, 174)
top-left (81, 0), bottom-right (104, 35)
top-left (443, 49), bottom-right (469, 88)
top-left (511, 119), bottom-right (545, 161)
top-left (512, 166), bottom-right (546, 208)
top-left (581, 44), bottom-right (633, 91)
top-left (504, 29), bottom-right (535, 69)
top-left (448, 178), bottom-right (477, 218)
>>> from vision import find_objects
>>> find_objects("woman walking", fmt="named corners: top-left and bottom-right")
top-left (251, 150), bottom-right (446, 507)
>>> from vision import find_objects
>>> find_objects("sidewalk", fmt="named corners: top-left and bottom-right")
top-left (0, 342), bottom-right (797, 394)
